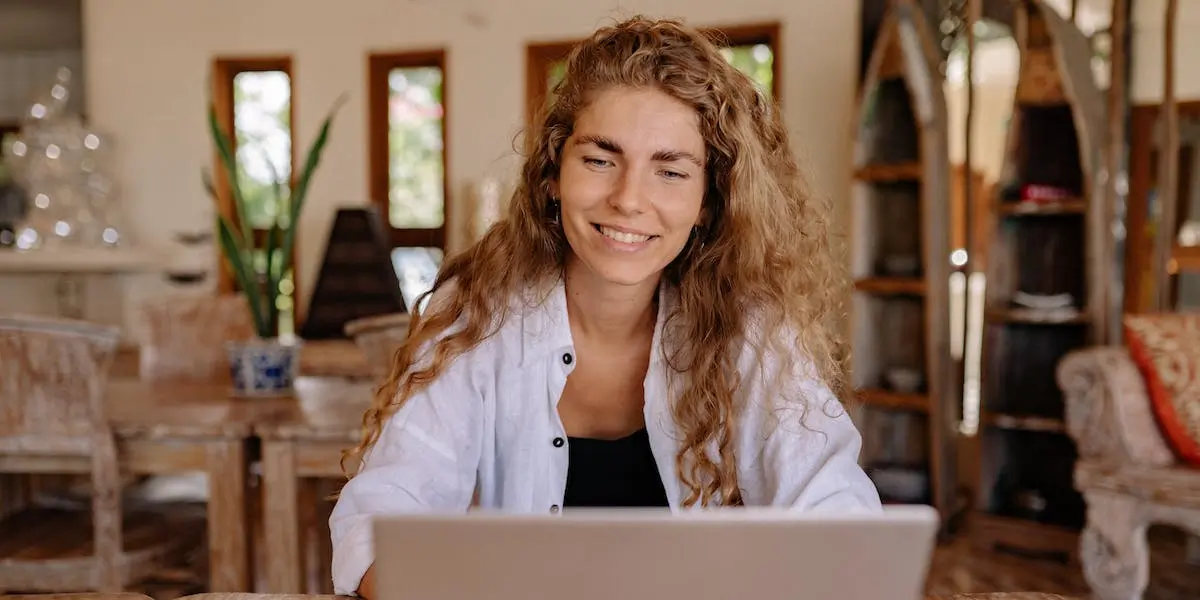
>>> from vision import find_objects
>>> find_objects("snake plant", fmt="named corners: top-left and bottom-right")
top-left (202, 95), bottom-right (344, 339)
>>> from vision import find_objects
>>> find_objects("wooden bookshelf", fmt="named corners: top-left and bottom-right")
top-left (970, 0), bottom-right (1109, 562)
top-left (849, 0), bottom-right (957, 528)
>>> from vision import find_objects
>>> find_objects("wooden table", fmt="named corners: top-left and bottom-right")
top-left (0, 595), bottom-right (156, 600)
top-left (926, 595), bottom-right (1080, 600)
top-left (253, 377), bottom-right (374, 593)
top-left (930, 596), bottom-right (1078, 599)
top-left (299, 341), bottom-right (371, 379)
top-left (104, 378), bottom-right (295, 592)
top-left (163, 593), bottom-right (1082, 600)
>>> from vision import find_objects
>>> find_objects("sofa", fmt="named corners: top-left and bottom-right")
top-left (1057, 315), bottom-right (1200, 600)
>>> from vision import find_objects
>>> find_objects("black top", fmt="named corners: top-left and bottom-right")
top-left (562, 428), bottom-right (670, 508)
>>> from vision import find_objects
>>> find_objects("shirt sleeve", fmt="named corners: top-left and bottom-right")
top-left (739, 329), bottom-right (883, 512)
top-left (328, 354), bottom-right (483, 595)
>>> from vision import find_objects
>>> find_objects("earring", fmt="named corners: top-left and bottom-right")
top-left (550, 198), bottom-right (561, 225)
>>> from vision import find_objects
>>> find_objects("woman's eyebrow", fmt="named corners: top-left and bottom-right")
top-left (575, 134), bottom-right (702, 167)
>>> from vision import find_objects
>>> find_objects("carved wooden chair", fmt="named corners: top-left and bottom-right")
top-left (1057, 345), bottom-right (1200, 600)
top-left (134, 294), bottom-right (255, 382)
top-left (343, 312), bottom-right (411, 379)
top-left (0, 315), bottom-right (199, 592)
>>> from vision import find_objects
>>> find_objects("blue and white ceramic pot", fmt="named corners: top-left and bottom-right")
top-left (227, 337), bottom-right (301, 397)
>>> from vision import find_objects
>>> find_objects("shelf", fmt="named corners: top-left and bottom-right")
top-left (857, 388), bottom-right (929, 413)
top-left (985, 306), bottom-right (1088, 325)
top-left (997, 199), bottom-right (1086, 216)
top-left (849, 1), bottom-right (954, 528)
top-left (972, 1), bottom-right (1104, 559)
top-left (854, 276), bottom-right (925, 296)
top-left (854, 162), bottom-right (922, 182)
top-left (983, 412), bottom-right (1066, 434)
top-left (0, 247), bottom-right (164, 274)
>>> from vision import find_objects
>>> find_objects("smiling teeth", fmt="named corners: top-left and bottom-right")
top-left (599, 227), bottom-right (652, 244)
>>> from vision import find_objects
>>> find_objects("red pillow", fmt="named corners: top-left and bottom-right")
top-left (1124, 313), bottom-right (1200, 466)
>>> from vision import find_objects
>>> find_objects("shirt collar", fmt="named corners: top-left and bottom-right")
top-left (517, 276), bottom-right (675, 367)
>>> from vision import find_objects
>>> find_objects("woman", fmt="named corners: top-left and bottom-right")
top-left (331, 15), bottom-right (881, 597)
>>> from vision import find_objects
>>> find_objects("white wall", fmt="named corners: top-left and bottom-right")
top-left (77, 0), bottom-right (861, 320)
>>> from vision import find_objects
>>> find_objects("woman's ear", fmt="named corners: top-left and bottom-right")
top-left (549, 178), bottom-right (560, 200)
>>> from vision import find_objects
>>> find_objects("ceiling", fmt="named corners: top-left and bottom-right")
top-left (0, 0), bottom-right (82, 52)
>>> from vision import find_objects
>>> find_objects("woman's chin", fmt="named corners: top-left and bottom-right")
top-left (569, 252), bottom-right (667, 289)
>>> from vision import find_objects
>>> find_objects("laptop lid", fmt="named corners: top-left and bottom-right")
top-left (373, 505), bottom-right (938, 600)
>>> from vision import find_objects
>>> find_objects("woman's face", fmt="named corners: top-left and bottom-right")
top-left (554, 86), bottom-right (706, 288)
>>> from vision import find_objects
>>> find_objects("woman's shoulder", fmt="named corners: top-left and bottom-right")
top-left (729, 307), bottom-right (845, 409)
top-left (415, 276), bottom-right (556, 366)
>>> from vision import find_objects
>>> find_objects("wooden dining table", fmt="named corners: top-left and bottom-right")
top-left (253, 377), bottom-right (374, 593)
top-left (103, 378), bottom-right (299, 592)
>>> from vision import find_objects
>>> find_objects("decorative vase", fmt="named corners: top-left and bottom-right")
top-left (226, 338), bottom-right (302, 397)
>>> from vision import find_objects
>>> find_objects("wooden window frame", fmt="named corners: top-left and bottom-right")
top-left (210, 56), bottom-right (302, 324)
top-left (367, 50), bottom-right (450, 250)
top-left (524, 22), bottom-right (782, 126)
top-left (1123, 99), bottom-right (1200, 313)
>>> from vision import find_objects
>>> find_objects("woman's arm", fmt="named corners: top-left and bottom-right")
top-left (329, 355), bottom-right (483, 595)
top-left (357, 564), bottom-right (376, 599)
top-left (737, 329), bottom-right (882, 511)
top-left (757, 385), bottom-right (882, 511)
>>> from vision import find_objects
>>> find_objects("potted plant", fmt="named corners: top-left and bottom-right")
top-left (202, 96), bottom-right (343, 396)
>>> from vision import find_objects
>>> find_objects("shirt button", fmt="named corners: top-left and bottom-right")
top-left (550, 504), bottom-right (560, 513)
top-left (562, 352), bottom-right (573, 365)
top-left (552, 437), bottom-right (564, 448)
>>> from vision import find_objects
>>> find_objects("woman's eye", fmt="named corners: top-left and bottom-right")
top-left (660, 170), bottom-right (688, 180)
top-left (583, 157), bottom-right (611, 168)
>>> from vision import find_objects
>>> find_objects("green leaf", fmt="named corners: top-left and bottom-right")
top-left (202, 168), bottom-right (248, 251)
top-left (278, 94), bottom-right (346, 279)
top-left (261, 148), bottom-right (287, 330)
top-left (208, 105), bottom-right (254, 249)
top-left (216, 216), bottom-right (269, 337)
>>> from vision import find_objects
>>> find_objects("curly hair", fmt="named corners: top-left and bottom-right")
top-left (342, 15), bottom-right (848, 508)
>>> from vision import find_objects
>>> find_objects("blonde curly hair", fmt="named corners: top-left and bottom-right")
top-left (343, 15), bottom-right (848, 507)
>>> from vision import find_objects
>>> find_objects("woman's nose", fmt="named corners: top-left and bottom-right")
top-left (609, 170), bottom-right (648, 214)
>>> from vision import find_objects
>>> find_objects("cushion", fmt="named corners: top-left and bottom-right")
top-left (1124, 313), bottom-right (1200, 466)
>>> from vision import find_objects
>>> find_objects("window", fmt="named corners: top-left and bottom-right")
top-left (367, 50), bottom-right (448, 310)
top-left (525, 23), bottom-right (781, 125)
top-left (211, 57), bottom-right (298, 335)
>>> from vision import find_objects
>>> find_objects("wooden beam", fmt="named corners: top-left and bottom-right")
top-left (1151, 0), bottom-right (1180, 311)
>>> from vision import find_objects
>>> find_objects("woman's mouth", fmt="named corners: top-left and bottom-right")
top-left (593, 224), bottom-right (657, 244)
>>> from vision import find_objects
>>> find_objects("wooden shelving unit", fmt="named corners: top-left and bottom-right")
top-left (849, 0), bottom-right (957, 527)
top-left (970, 0), bottom-right (1108, 562)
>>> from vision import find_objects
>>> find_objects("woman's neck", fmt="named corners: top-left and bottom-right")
top-left (563, 259), bottom-right (659, 346)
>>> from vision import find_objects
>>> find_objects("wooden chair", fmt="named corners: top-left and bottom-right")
top-left (343, 312), bottom-right (411, 379)
top-left (0, 315), bottom-right (201, 593)
top-left (134, 294), bottom-right (254, 382)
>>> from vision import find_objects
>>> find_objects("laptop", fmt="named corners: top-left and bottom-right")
top-left (373, 505), bottom-right (938, 600)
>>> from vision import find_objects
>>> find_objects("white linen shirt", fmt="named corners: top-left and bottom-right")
top-left (329, 280), bottom-right (882, 595)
